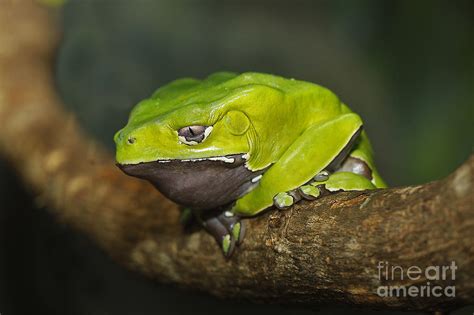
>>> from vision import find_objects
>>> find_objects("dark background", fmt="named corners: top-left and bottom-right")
top-left (0, 0), bottom-right (473, 314)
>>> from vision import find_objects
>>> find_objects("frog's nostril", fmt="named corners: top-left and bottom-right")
top-left (127, 136), bottom-right (136, 144)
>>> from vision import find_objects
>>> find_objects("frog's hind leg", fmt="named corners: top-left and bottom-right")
top-left (270, 116), bottom-right (369, 209)
top-left (273, 156), bottom-right (377, 210)
top-left (314, 169), bottom-right (376, 194)
top-left (279, 144), bottom-right (383, 203)
top-left (272, 126), bottom-right (388, 209)
top-left (234, 113), bottom-right (365, 215)
top-left (301, 148), bottom-right (383, 200)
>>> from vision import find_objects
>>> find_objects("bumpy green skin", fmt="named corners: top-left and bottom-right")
top-left (115, 72), bottom-right (385, 218)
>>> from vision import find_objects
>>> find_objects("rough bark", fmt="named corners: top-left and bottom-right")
top-left (0, 1), bottom-right (472, 312)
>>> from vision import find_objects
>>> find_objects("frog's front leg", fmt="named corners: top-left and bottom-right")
top-left (233, 113), bottom-right (364, 216)
top-left (196, 208), bottom-right (245, 258)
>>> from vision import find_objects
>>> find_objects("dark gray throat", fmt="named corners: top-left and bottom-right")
top-left (117, 154), bottom-right (264, 210)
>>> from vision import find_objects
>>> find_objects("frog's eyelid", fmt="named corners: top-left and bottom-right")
top-left (178, 136), bottom-right (199, 145)
top-left (203, 126), bottom-right (213, 139)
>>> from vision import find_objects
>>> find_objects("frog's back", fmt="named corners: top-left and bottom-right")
top-left (129, 72), bottom-right (344, 127)
top-left (153, 71), bottom-right (336, 102)
top-left (225, 72), bottom-right (346, 124)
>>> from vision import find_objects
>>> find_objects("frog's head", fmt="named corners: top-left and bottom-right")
top-left (114, 72), bottom-right (282, 209)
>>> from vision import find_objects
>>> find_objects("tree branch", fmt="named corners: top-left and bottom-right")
top-left (0, 1), bottom-right (472, 312)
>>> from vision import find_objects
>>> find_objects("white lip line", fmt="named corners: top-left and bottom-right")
top-left (156, 153), bottom-right (249, 164)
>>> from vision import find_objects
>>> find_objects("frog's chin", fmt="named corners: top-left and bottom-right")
top-left (117, 153), bottom-right (265, 211)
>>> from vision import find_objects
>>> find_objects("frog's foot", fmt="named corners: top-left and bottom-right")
top-left (272, 185), bottom-right (325, 209)
top-left (318, 171), bottom-right (376, 192)
top-left (202, 211), bottom-right (245, 258)
top-left (272, 170), bottom-right (330, 209)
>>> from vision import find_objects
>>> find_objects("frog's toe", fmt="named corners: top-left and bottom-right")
top-left (273, 192), bottom-right (293, 209)
top-left (232, 220), bottom-right (246, 245)
top-left (273, 190), bottom-right (302, 209)
top-left (313, 170), bottom-right (330, 182)
top-left (274, 183), bottom-right (324, 208)
top-left (202, 217), bottom-right (236, 258)
top-left (298, 184), bottom-right (321, 200)
top-left (217, 211), bottom-right (246, 245)
top-left (221, 234), bottom-right (235, 258)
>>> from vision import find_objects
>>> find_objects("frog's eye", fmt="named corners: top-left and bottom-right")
top-left (178, 125), bottom-right (213, 145)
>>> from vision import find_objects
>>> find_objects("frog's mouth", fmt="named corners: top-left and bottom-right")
top-left (117, 153), bottom-right (265, 210)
